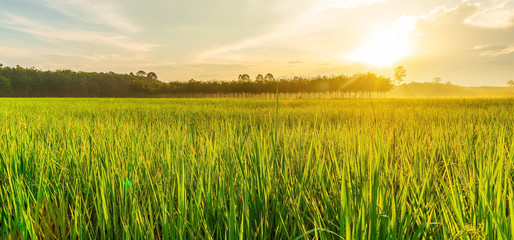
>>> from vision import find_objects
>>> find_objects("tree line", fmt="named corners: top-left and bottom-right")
top-left (0, 64), bottom-right (397, 98)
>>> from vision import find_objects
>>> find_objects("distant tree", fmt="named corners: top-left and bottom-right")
top-left (508, 80), bottom-right (514, 87)
top-left (394, 66), bottom-right (406, 85)
top-left (238, 74), bottom-right (250, 82)
top-left (147, 72), bottom-right (158, 80)
top-left (433, 77), bottom-right (442, 84)
top-left (136, 70), bottom-right (146, 77)
top-left (264, 73), bottom-right (275, 81)
top-left (129, 72), bottom-right (134, 76)
top-left (0, 75), bottom-right (11, 94)
top-left (256, 74), bottom-right (264, 82)
top-left (0, 63), bottom-right (396, 97)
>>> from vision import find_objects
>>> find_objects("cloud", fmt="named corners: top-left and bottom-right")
top-left (414, 2), bottom-right (514, 52)
top-left (0, 46), bottom-right (36, 57)
top-left (475, 44), bottom-right (514, 56)
top-left (326, 0), bottom-right (388, 9)
top-left (0, 45), bottom-right (176, 79)
top-left (193, 33), bottom-right (277, 62)
top-left (464, 0), bottom-right (514, 28)
top-left (192, 0), bottom-right (390, 63)
top-left (2, 0), bottom-right (512, 85)
top-left (401, 2), bottom-right (514, 85)
top-left (41, 0), bottom-right (140, 32)
top-left (0, 45), bottom-right (99, 61)
top-left (0, 14), bottom-right (158, 52)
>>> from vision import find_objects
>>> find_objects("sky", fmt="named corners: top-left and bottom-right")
top-left (0, 0), bottom-right (513, 86)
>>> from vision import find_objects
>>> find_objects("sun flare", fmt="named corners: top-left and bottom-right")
top-left (348, 30), bottom-right (410, 67)
top-left (347, 16), bottom-right (416, 67)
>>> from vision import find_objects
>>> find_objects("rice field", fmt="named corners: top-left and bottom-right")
top-left (1, 98), bottom-right (513, 239)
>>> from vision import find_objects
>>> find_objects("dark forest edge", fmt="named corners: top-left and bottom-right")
top-left (0, 64), bottom-right (398, 98)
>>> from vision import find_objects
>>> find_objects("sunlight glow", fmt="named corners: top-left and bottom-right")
top-left (348, 30), bottom-right (409, 67)
top-left (347, 16), bottom-right (417, 67)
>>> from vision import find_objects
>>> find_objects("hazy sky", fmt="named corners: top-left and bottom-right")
top-left (1, 0), bottom-right (513, 86)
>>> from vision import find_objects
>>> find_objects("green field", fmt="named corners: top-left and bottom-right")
top-left (1, 98), bottom-right (513, 239)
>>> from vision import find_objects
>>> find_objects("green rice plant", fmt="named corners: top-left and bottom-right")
top-left (0, 98), bottom-right (512, 239)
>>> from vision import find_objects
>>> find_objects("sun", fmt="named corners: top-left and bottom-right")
top-left (346, 16), bottom-right (416, 67)
top-left (348, 30), bottom-right (410, 67)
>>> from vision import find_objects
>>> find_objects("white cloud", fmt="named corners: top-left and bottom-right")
top-left (0, 14), bottom-right (158, 52)
top-left (0, 46), bottom-right (35, 57)
top-left (475, 44), bottom-right (514, 56)
top-left (41, 0), bottom-right (141, 32)
top-left (327, 0), bottom-right (387, 9)
top-left (396, 2), bottom-right (514, 85)
top-left (0, 45), bottom-right (98, 61)
top-left (0, 45), bottom-right (175, 77)
top-left (464, 0), bottom-right (514, 28)
top-left (193, 0), bottom-right (389, 62)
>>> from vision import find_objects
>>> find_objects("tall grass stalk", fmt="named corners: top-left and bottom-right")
top-left (0, 98), bottom-right (513, 239)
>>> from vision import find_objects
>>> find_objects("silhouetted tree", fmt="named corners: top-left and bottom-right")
top-left (256, 74), bottom-right (263, 82)
top-left (136, 70), bottom-right (146, 77)
top-left (147, 72), bottom-right (158, 80)
top-left (264, 73), bottom-right (275, 81)
top-left (0, 64), bottom-right (394, 98)
top-left (238, 74), bottom-right (250, 82)
top-left (433, 77), bottom-right (442, 84)
top-left (394, 66), bottom-right (406, 85)
top-left (508, 80), bottom-right (514, 87)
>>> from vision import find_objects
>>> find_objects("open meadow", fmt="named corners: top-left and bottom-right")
top-left (1, 98), bottom-right (513, 239)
